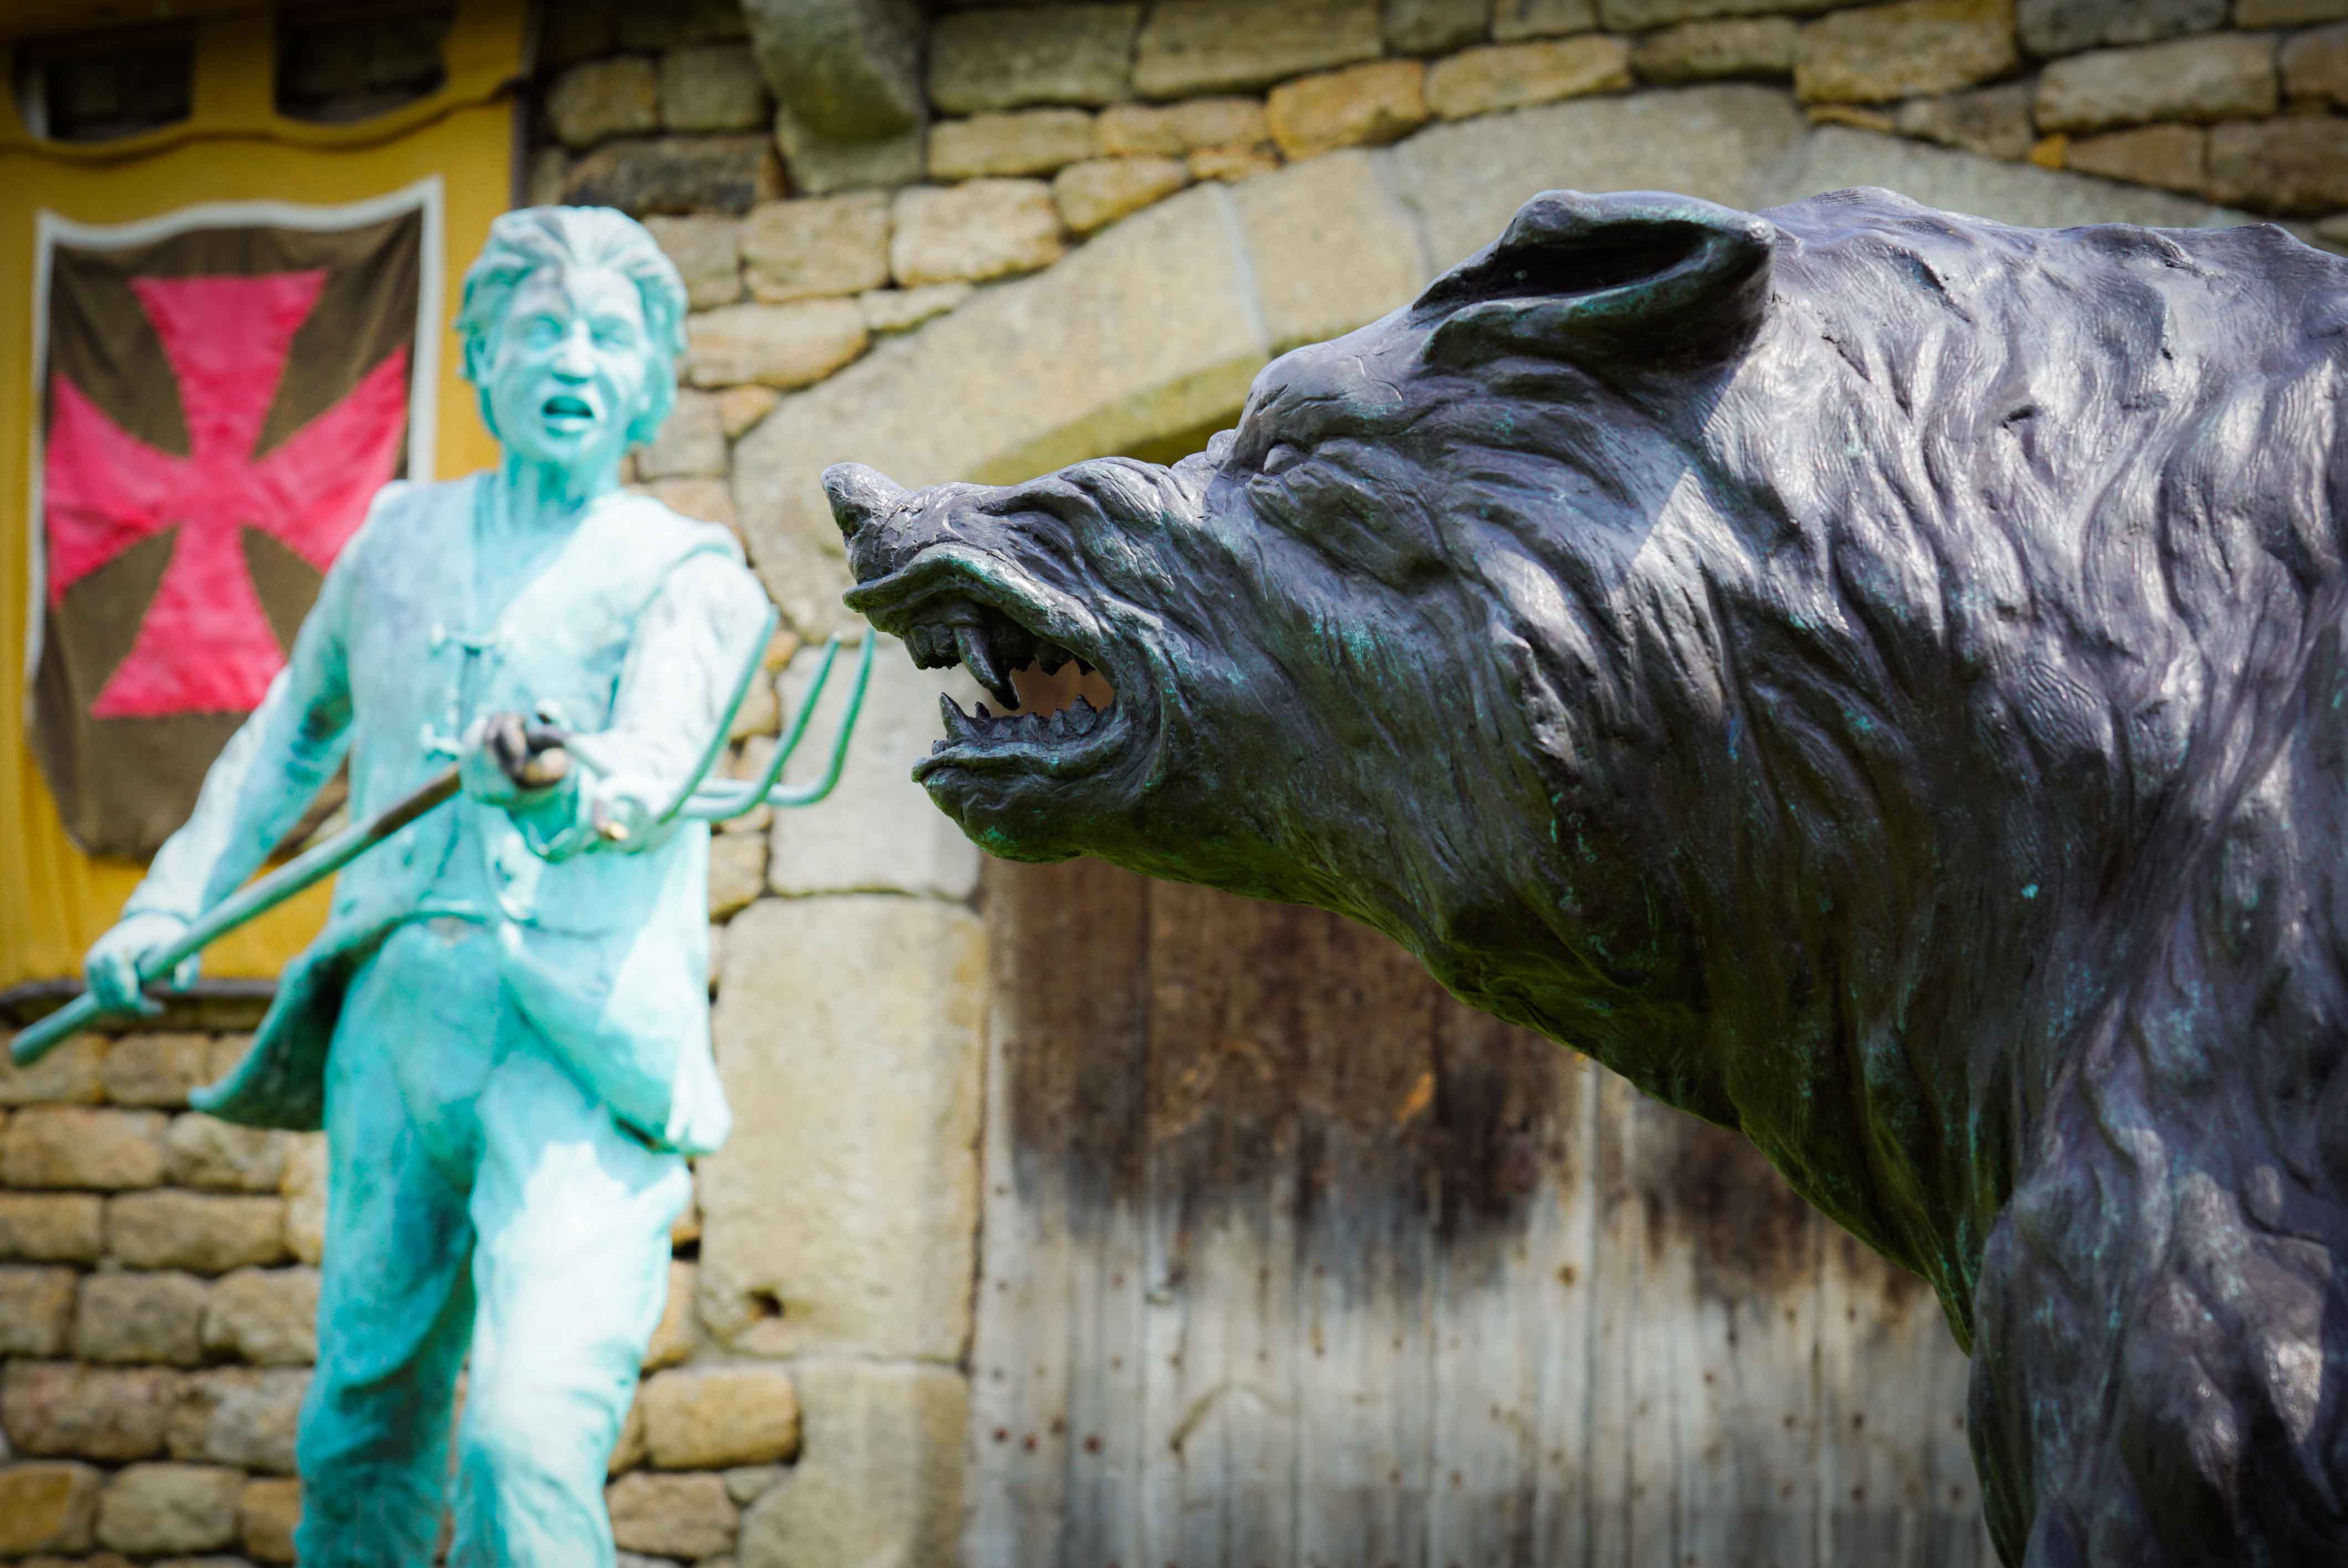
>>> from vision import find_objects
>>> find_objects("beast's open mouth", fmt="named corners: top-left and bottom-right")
top-left (845, 551), bottom-right (1131, 787)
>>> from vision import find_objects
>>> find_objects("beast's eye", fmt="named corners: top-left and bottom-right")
top-left (1260, 441), bottom-right (1305, 476)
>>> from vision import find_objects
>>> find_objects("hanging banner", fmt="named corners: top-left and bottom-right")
top-left (28, 184), bottom-right (439, 858)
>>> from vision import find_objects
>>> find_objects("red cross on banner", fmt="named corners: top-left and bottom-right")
top-left (28, 188), bottom-right (435, 859)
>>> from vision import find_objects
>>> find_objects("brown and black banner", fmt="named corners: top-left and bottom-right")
top-left (29, 183), bottom-right (437, 859)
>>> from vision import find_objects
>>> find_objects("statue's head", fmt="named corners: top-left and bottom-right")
top-left (456, 205), bottom-right (688, 473)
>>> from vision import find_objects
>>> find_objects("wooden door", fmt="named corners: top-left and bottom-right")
top-left (968, 856), bottom-right (1994, 1568)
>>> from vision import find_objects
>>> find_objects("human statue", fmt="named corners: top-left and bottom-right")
top-left (77, 206), bottom-right (771, 1565)
top-left (829, 186), bottom-right (2348, 1564)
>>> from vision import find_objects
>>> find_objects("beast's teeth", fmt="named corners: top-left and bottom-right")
top-left (1036, 642), bottom-right (1072, 674)
top-left (1075, 658), bottom-right (1095, 678)
top-left (939, 692), bottom-right (979, 740)
top-left (955, 625), bottom-right (1018, 710)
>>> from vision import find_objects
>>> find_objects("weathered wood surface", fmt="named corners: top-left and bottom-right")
top-left (969, 857), bottom-right (1993, 1568)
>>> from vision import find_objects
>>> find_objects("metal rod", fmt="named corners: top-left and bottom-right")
top-left (11, 767), bottom-right (462, 1067)
top-left (682, 631), bottom-right (875, 818)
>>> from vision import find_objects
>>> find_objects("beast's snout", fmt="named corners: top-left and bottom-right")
top-left (823, 462), bottom-right (907, 543)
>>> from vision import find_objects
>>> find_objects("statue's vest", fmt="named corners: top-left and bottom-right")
top-left (193, 476), bottom-right (738, 1151)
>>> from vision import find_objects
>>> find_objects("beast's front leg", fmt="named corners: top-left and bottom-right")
top-left (1969, 1126), bottom-right (2348, 1566)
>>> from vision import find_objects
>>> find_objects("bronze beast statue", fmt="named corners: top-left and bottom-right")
top-left (829, 185), bottom-right (2348, 1566)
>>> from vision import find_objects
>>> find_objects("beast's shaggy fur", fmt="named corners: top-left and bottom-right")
top-left (835, 187), bottom-right (2348, 1564)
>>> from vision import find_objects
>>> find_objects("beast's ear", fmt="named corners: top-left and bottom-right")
top-left (1418, 190), bottom-right (1777, 368)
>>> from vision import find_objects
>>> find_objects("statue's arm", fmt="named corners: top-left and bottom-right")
top-left (508, 549), bottom-right (770, 859)
top-left (119, 501), bottom-right (367, 922)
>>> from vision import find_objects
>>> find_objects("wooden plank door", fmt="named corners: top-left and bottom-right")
top-left (967, 856), bottom-right (1992, 1568)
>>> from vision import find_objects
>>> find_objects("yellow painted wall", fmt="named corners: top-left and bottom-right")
top-left (0, 0), bottom-right (524, 991)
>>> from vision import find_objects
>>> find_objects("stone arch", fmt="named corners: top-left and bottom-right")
top-left (730, 87), bottom-right (2244, 640)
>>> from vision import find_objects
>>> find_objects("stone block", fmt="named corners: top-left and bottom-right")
top-left (608, 1469), bottom-right (739, 1558)
top-left (2017, 0), bottom-right (2226, 55)
top-left (1233, 148), bottom-right (1429, 352)
top-left (857, 281), bottom-right (975, 333)
top-left (1893, 81), bottom-right (2036, 159)
top-left (0, 1193), bottom-right (104, 1261)
top-left (730, 179), bottom-right (1271, 637)
top-left (701, 898), bottom-right (983, 1359)
top-left (645, 215), bottom-right (746, 311)
top-left (95, 1463), bottom-right (240, 1555)
top-left (2318, 212), bottom-right (2348, 253)
top-left (3, 1362), bottom-right (181, 1459)
top-left (1768, 122), bottom-right (2248, 228)
top-left (640, 1366), bottom-right (802, 1469)
top-left (686, 300), bottom-right (870, 389)
top-left (527, 145), bottom-right (570, 208)
top-left (733, 1363), bottom-right (964, 1568)
top-left (2207, 115), bottom-right (2348, 214)
top-left (2238, 0), bottom-right (2348, 22)
top-left (646, 1258), bottom-right (696, 1370)
top-left (1391, 85), bottom-right (1808, 269)
top-left (742, 192), bottom-right (892, 303)
top-left (98, 1034), bottom-right (210, 1109)
top-left (639, 389), bottom-right (729, 478)
top-left (732, 668), bottom-right (783, 740)
top-left (164, 1116), bottom-right (285, 1193)
top-left (107, 1193), bottom-right (287, 1275)
top-left (1599, 0), bottom-right (1873, 21)
top-left (621, 0), bottom-right (750, 48)
top-left (1187, 141), bottom-right (1283, 180)
top-left (1635, 18), bottom-right (1801, 81)
top-left (1796, 0), bottom-right (2020, 103)
top-left (2066, 122), bottom-right (2207, 191)
top-left (4, 1107), bottom-right (166, 1190)
top-left (2036, 33), bottom-right (2280, 131)
top-left (1267, 61), bottom-right (1429, 159)
top-left (167, 1369), bottom-right (306, 1474)
top-left (276, 1135), bottom-right (325, 1268)
top-left (199, 1268), bottom-right (318, 1366)
top-left (1098, 96), bottom-right (1268, 154)
top-left (1053, 154), bottom-right (1192, 233)
top-left (205, 1038), bottom-right (252, 1085)
top-left (2284, 23), bottom-right (2348, 105)
top-left (717, 384), bottom-right (781, 436)
top-left (610, 1388), bottom-right (648, 1475)
top-left (890, 179), bottom-right (1067, 286)
top-left (743, 0), bottom-right (925, 142)
top-left (0, 1460), bottom-right (100, 1554)
top-left (639, 477), bottom-right (739, 533)
top-left (1492, 0), bottom-right (1598, 36)
top-left (547, 56), bottom-right (660, 149)
top-left (564, 136), bottom-right (784, 217)
top-left (0, 1265), bottom-right (76, 1355)
top-left (72, 1270), bottom-right (208, 1366)
top-left (1134, 0), bottom-right (1383, 98)
top-left (1389, 0), bottom-right (1493, 53)
top-left (765, 639), bottom-right (984, 901)
top-left (723, 1463), bottom-right (787, 1504)
top-left (771, 103), bottom-right (926, 195)
top-left (662, 43), bottom-right (770, 132)
top-left (708, 833), bottom-right (769, 921)
top-left (1425, 36), bottom-right (1637, 119)
top-left (930, 5), bottom-right (1140, 114)
top-left (238, 1476), bottom-right (299, 1564)
top-left (929, 108), bottom-right (1100, 179)
top-left (0, 1034), bottom-right (104, 1106)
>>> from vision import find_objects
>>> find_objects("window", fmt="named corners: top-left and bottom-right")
top-left (275, 5), bottom-right (453, 125)
top-left (12, 34), bottom-right (193, 143)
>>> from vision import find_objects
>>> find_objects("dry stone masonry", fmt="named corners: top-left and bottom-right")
top-left (6, 1), bottom-right (2343, 1565)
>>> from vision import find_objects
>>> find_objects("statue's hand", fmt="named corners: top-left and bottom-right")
top-left (85, 911), bottom-right (197, 1016)
top-left (462, 711), bottom-right (573, 803)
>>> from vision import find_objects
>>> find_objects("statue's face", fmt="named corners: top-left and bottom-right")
top-left (482, 263), bottom-right (659, 472)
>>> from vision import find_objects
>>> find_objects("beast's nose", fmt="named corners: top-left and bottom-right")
top-left (822, 462), bottom-right (909, 541)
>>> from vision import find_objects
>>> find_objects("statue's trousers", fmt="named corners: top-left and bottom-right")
top-left (291, 917), bottom-right (688, 1567)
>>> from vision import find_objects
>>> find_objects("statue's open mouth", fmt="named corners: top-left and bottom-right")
top-left (843, 546), bottom-right (1135, 787)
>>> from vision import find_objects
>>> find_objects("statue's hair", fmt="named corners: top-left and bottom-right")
top-left (455, 205), bottom-right (688, 442)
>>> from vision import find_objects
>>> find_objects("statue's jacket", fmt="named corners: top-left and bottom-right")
top-left (123, 474), bottom-right (772, 1156)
